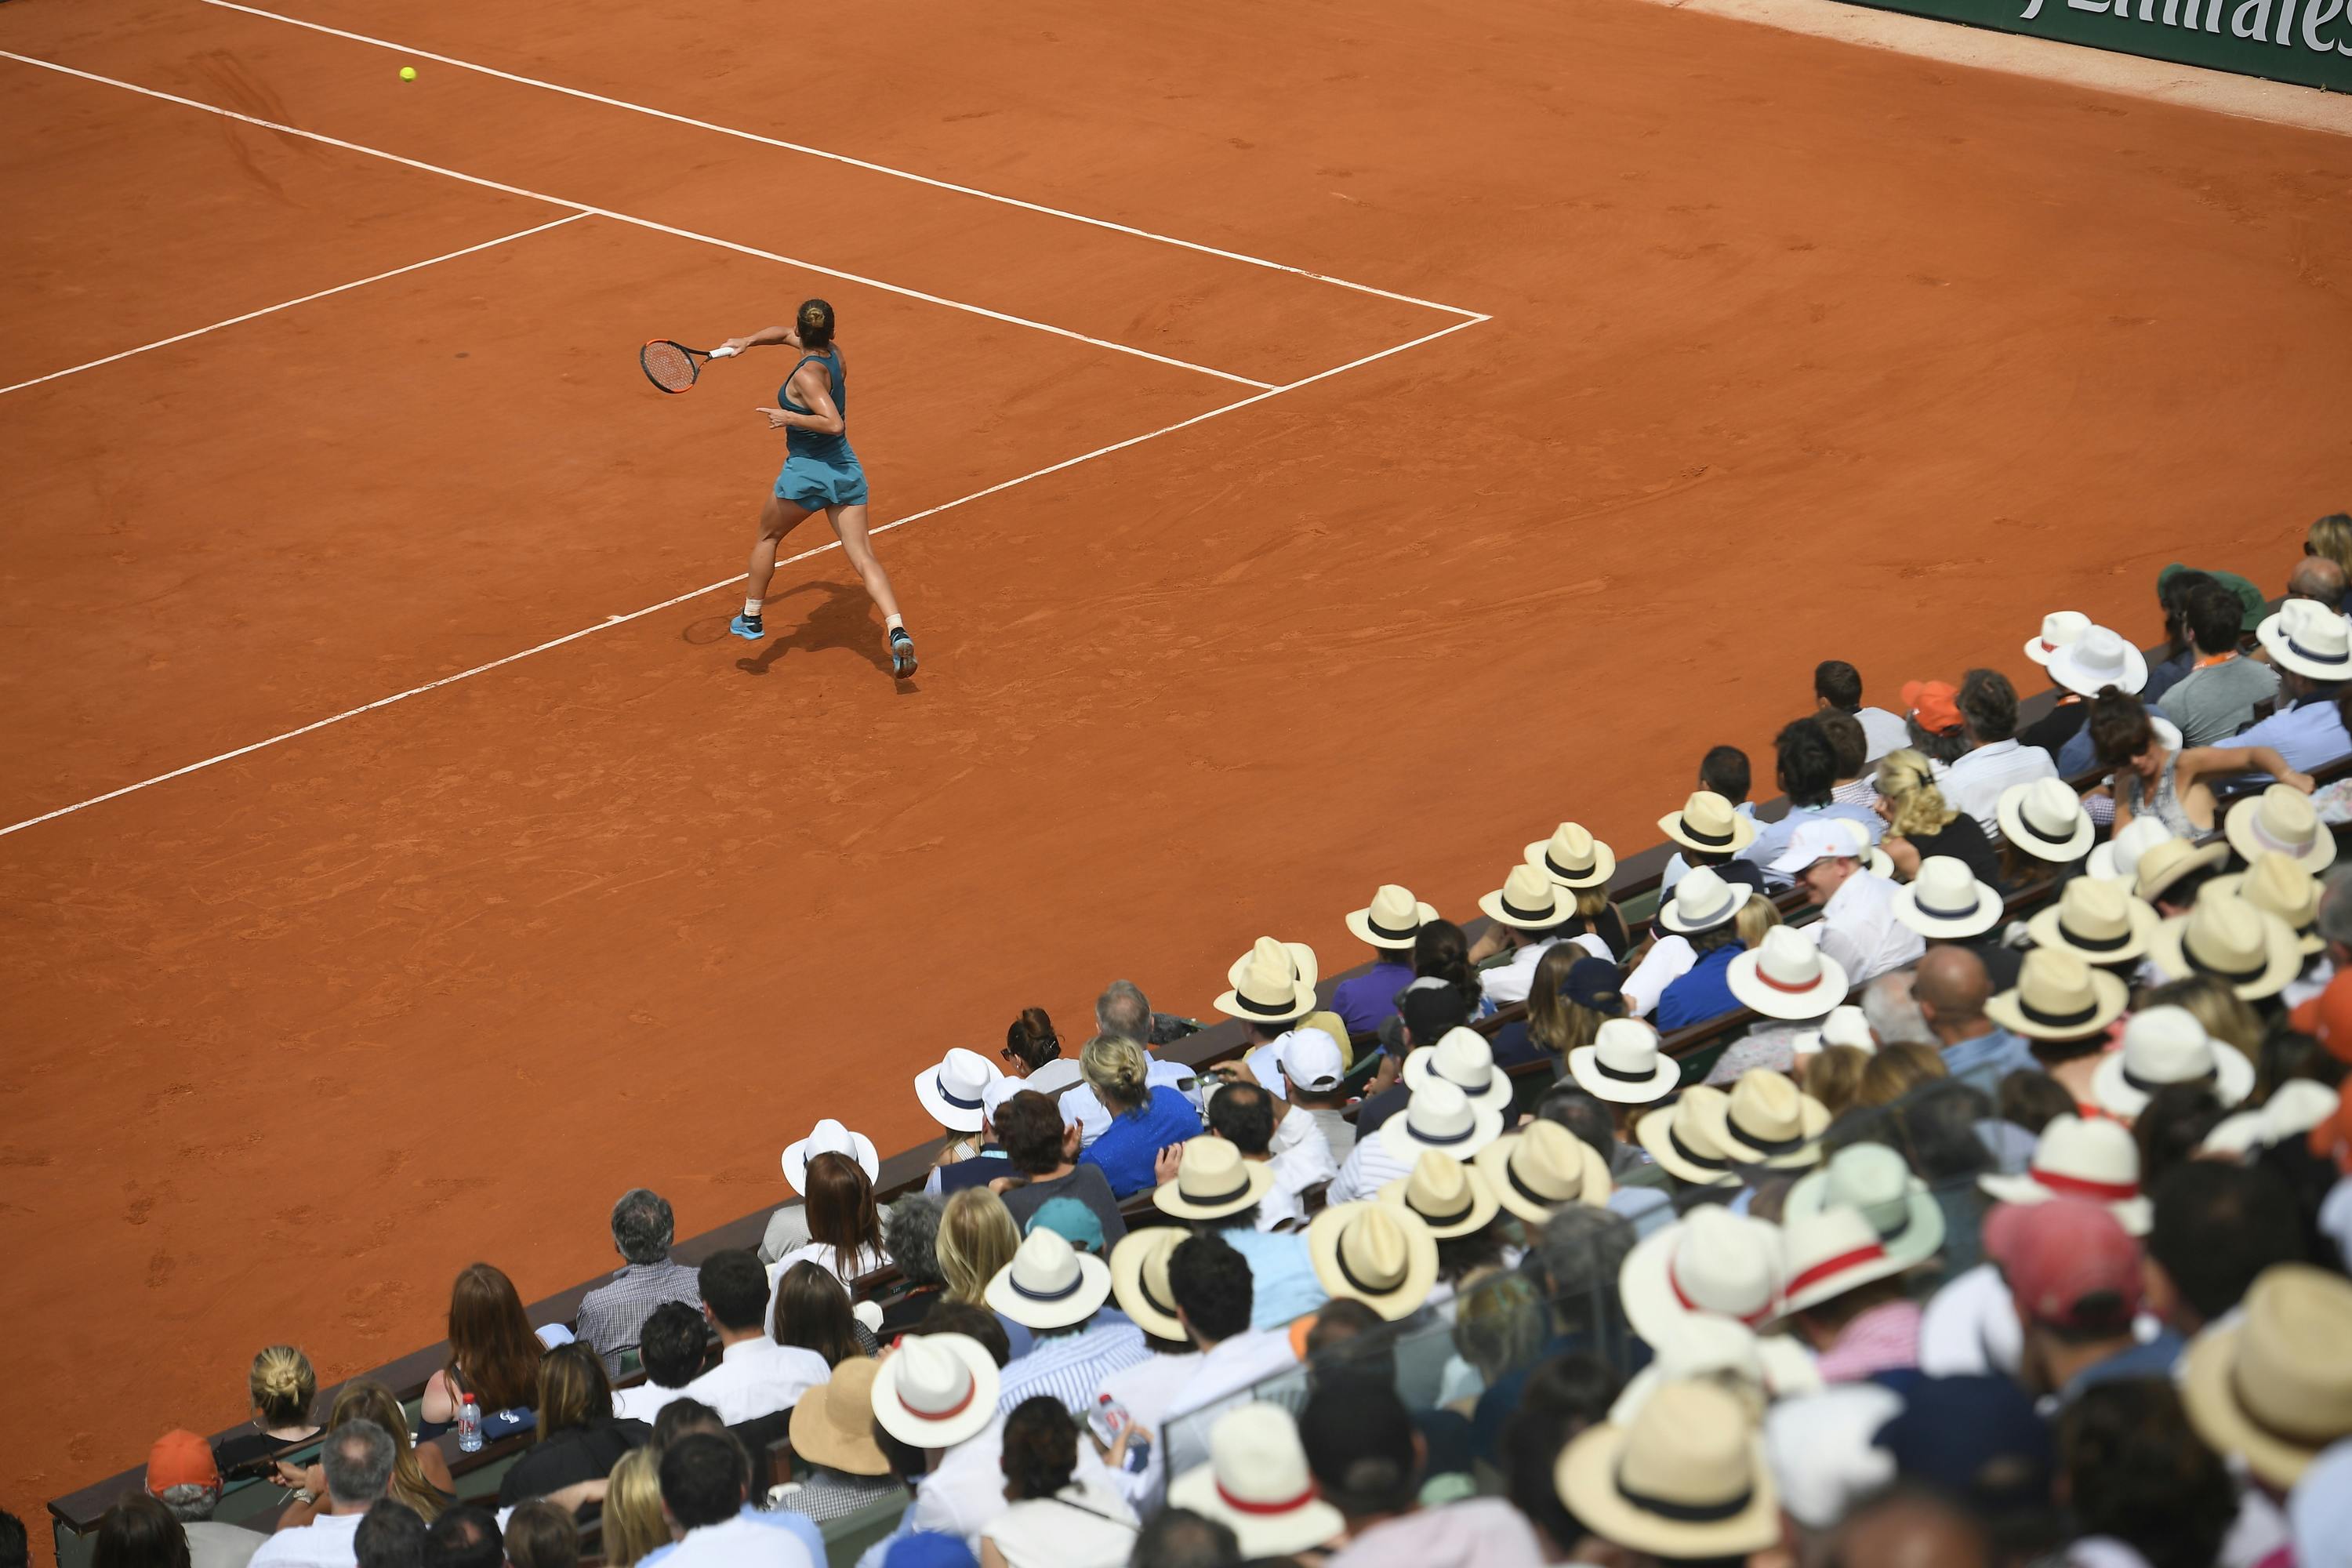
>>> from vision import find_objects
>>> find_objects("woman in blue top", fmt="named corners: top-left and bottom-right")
top-left (718, 299), bottom-right (916, 677)
top-left (1072, 1035), bottom-right (1203, 1199)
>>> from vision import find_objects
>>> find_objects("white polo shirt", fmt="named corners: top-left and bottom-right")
top-left (679, 1336), bottom-right (830, 1424)
top-left (612, 1378), bottom-right (688, 1424)
top-left (642, 1509), bottom-right (817, 1568)
top-left (246, 1513), bottom-right (361, 1568)
top-left (1809, 868), bottom-right (1927, 985)
top-left (1942, 739), bottom-right (2058, 837)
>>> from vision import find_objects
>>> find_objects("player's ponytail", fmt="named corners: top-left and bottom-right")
top-left (796, 299), bottom-right (836, 350)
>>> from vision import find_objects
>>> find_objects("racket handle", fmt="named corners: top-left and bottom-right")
top-left (709, 345), bottom-right (739, 358)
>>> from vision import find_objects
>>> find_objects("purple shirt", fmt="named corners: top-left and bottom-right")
top-left (1331, 962), bottom-right (1416, 1037)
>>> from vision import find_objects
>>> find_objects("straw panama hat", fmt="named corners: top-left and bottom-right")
top-left (1980, 1114), bottom-right (2151, 1235)
top-left (1107, 1226), bottom-right (1187, 1341)
top-left (789, 1356), bottom-right (890, 1476)
top-left (1480, 862), bottom-right (1568, 930)
top-left (869, 1333), bottom-right (1000, 1447)
top-left (1378, 1077), bottom-right (1506, 1163)
top-left (2183, 1264), bottom-right (2352, 1490)
top-left (2090, 1004), bottom-right (2253, 1120)
top-left (2258, 597), bottom-right (2352, 682)
top-left (913, 1048), bottom-right (1004, 1134)
top-left (1570, 1017), bottom-right (1681, 1103)
top-left (1612, 1316), bottom-right (1826, 1428)
top-left (1660, 790), bottom-right (1757, 856)
top-left (2024, 877), bottom-right (2161, 965)
top-left (1893, 856), bottom-right (2002, 940)
top-left (2203, 1080), bottom-right (2340, 1160)
top-left (1215, 938), bottom-right (1316, 1025)
top-left (1716, 1069), bottom-right (1830, 1170)
top-left (1620, 1205), bottom-right (1786, 1347)
top-left (1475, 1120), bottom-right (1613, 1224)
top-left (1308, 1201), bottom-right (1439, 1319)
top-left (782, 1117), bottom-right (880, 1194)
top-left (2150, 891), bottom-right (2302, 1001)
top-left (1526, 822), bottom-right (1617, 888)
top-left (1795, 1004), bottom-right (1875, 1059)
top-left (2227, 784), bottom-right (2336, 873)
top-left (2136, 837), bottom-right (2230, 905)
top-left (1775, 1203), bottom-right (1921, 1317)
top-left (2024, 610), bottom-right (2090, 666)
top-left (2047, 625), bottom-right (2148, 698)
top-left (1345, 884), bottom-right (1439, 949)
top-left (1727, 927), bottom-right (1850, 1021)
top-left (1657, 866), bottom-right (1745, 936)
top-left (1557, 1381), bottom-right (1781, 1559)
top-left (1635, 1084), bottom-right (1743, 1186)
top-left (1998, 777), bottom-right (2095, 862)
top-left (1401, 1025), bottom-right (1514, 1112)
top-left (1154, 1137), bottom-right (1275, 1221)
top-left (2211, 852), bottom-right (2325, 954)
top-left (1167, 1404), bottom-right (1346, 1557)
top-left (984, 1226), bottom-right (1112, 1330)
top-left (1379, 1149), bottom-right (1501, 1238)
top-left (1984, 948), bottom-right (2128, 1041)
top-left (2087, 815), bottom-right (2174, 885)
top-left (1786, 1142), bottom-right (1944, 1271)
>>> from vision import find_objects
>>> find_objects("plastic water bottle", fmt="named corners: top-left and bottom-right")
top-left (1089, 1394), bottom-right (1149, 1473)
top-left (456, 1393), bottom-right (482, 1454)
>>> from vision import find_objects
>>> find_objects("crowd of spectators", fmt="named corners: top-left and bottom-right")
top-left (34, 516), bottom-right (2352, 1568)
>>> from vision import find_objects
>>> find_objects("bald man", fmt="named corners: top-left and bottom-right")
top-left (2288, 554), bottom-right (2347, 610)
top-left (1912, 946), bottom-right (2036, 1092)
top-left (1829, 1490), bottom-right (1995, 1568)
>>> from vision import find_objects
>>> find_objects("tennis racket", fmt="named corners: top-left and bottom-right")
top-left (641, 339), bottom-right (738, 394)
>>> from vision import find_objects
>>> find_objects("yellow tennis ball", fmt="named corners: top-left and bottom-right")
top-left (398, 65), bottom-right (417, 81)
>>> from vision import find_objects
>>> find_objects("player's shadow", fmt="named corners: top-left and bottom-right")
top-left (720, 580), bottom-right (916, 688)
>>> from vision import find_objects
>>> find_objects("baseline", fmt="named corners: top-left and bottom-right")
top-left (0, 314), bottom-right (1485, 840)
top-left (201, 0), bottom-right (1486, 321)
top-left (0, 213), bottom-right (588, 397)
top-left (0, 51), bottom-right (1276, 392)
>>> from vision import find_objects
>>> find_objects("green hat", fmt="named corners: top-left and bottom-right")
top-left (1025, 1196), bottom-right (1107, 1255)
top-left (2159, 563), bottom-right (2267, 632)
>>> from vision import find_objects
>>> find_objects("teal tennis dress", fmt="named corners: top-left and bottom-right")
top-left (772, 348), bottom-right (868, 509)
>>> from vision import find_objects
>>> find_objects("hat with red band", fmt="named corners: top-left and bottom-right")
top-left (1979, 1114), bottom-right (2151, 1236)
top-left (1776, 1204), bottom-right (1916, 1316)
top-left (1167, 1403), bottom-right (1346, 1558)
top-left (868, 1333), bottom-right (998, 1447)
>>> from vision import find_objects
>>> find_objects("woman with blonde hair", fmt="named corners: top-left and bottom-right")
top-left (1874, 749), bottom-right (1999, 884)
top-left (936, 1187), bottom-right (1033, 1358)
top-left (599, 1446), bottom-right (670, 1568)
top-left (1072, 1033), bottom-right (1202, 1199)
top-left (2309, 513), bottom-right (2352, 588)
top-left (272, 1378), bottom-right (453, 1524)
top-left (1732, 892), bottom-right (1783, 949)
top-left (213, 1345), bottom-right (320, 1471)
top-left (1853, 1041), bottom-right (1950, 1109)
top-left (1802, 1044), bottom-right (1874, 1119)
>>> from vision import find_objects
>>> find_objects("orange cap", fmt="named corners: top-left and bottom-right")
top-left (2289, 970), bottom-right (2352, 1065)
top-left (147, 1429), bottom-right (219, 1494)
top-left (1900, 679), bottom-right (1962, 736)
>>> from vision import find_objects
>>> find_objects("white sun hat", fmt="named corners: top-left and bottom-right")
top-left (1308, 1200), bottom-right (1439, 1320)
top-left (1556, 1381), bottom-right (1781, 1559)
top-left (781, 1117), bottom-right (880, 1194)
top-left (983, 1226), bottom-right (1113, 1330)
top-left (1379, 1149), bottom-right (1501, 1238)
top-left (2024, 876), bottom-right (2161, 965)
top-left (2024, 610), bottom-right (2091, 666)
top-left (1776, 1203), bottom-right (1922, 1317)
top-left (1345, 884), bottom-right (1439, 949)
top-left (2090, 1004), bottom-right (2254, 1120)
top-left (1526, 822), bottom-right (1617, 888)
top-left (1153, 1135), bottom-right (1276, 1221)
top-left (2149, 891), bottom-right (2303, 1002)
top-left (1657, 866), bottom-right (1747, 935)
top-left (2257, 597), bottom-right (2352, 683)
top-left (2202, 1080), bottom-right (2341, 1160)
top-left (869, 1333), bottom-right (1000, 1447)
top-left (1893, 856), bottom-right (2002, 940)
top-left (1214, 938), bottom-right (1317, 1025)
top-left (1620, 1205), bottom-right (1786, 1349)
top-left (1660, 791), bottom-right (1758, 857)
top-left (1473, 1120), bottom-right (1613, 1223)
top-left (1377, 1077), bottom-right (1506, 1163)
top-left (1727, 927), bottom-right (1849, 1022)
top-left (913, 1048), bottom-right (1005, 1133)
top-left (1480, 862), bottom-right (1568, 931)
top-left (1401, 1025), bottom-right (1514, 1112)
top-left (1795, 1004), bottom-right (1876, 1058)
top-left (1167, 1404), bottom-right (1346, 1557)
top-left (1785, 1142), bottom-right (1944, 1271)
top-left (1979, 1113), bottom-right (2151, 1235)
top-left (1715, 1069), bottom-right (1830, 1171)
top-left (2047, 624), bottom-right (2148, 698)
top-left (2087, 815), bottom-right (2175, 885)
top-left (2210, 852), bottom-right (2326, 954)
top-left (1634, 1085), bottom-right (1744, 1187)
top-left (1998, 777), bottom-right (2094, 863)
top-left (1984, 947), bottom-right (2129, 1042)
top-left (1570, 1017), bottom-right (1682, 1103)
top-left (2226, 784), bottom-right (2337, 874)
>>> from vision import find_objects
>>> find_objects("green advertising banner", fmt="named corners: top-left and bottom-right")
top-left (1846, 0), bottom-right (2352, 90)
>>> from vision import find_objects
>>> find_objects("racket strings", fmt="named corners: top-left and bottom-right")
top-left (641, 341), bottom-right (699, 393)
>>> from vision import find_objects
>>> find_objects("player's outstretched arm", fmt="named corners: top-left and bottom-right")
top-left (719, 325), bottom-right (804, 354)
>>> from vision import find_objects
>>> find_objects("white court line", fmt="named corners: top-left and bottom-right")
top-left (0, 52), bottom-right (1276, 392)
top-left (202, 0), bottom-right (1484, 324)
top-left (0, 213), bottom-right (586, 397)
top-left (0, 313), bottom-right (1486, 840)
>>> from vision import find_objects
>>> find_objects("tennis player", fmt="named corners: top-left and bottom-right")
top-left (718, 299), bottom-right (916, 677)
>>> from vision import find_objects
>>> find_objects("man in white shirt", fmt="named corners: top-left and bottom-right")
top-left (1160, 1233), bottom-right (1301, 1478)
top-left (1061, 979), bottom-right (1198, 1146)
top-left (679, 1250), bottom-right (830, 1425)
top-left (1816, 659), bottom-right (1912, 764)
top-left (1772, 821), bottom-right (1925, 985)
top-left (611, 1300), bottom-right (703, 1425)
top-left (248, 1421), bottom-right (394, 1568)
top-left (1474, 863), bottom-right (1579, 1008)
top-left (1941, 669), bottom-right (2057, 836)
top-left (645, 1432), bottom-right (817, 1568)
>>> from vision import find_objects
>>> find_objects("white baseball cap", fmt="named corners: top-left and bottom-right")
top-left (1279, 1029), bottom-right (1345, 1094)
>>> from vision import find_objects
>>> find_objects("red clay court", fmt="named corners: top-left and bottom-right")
top-left (3, 0), bottom-right (2348, 1529)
